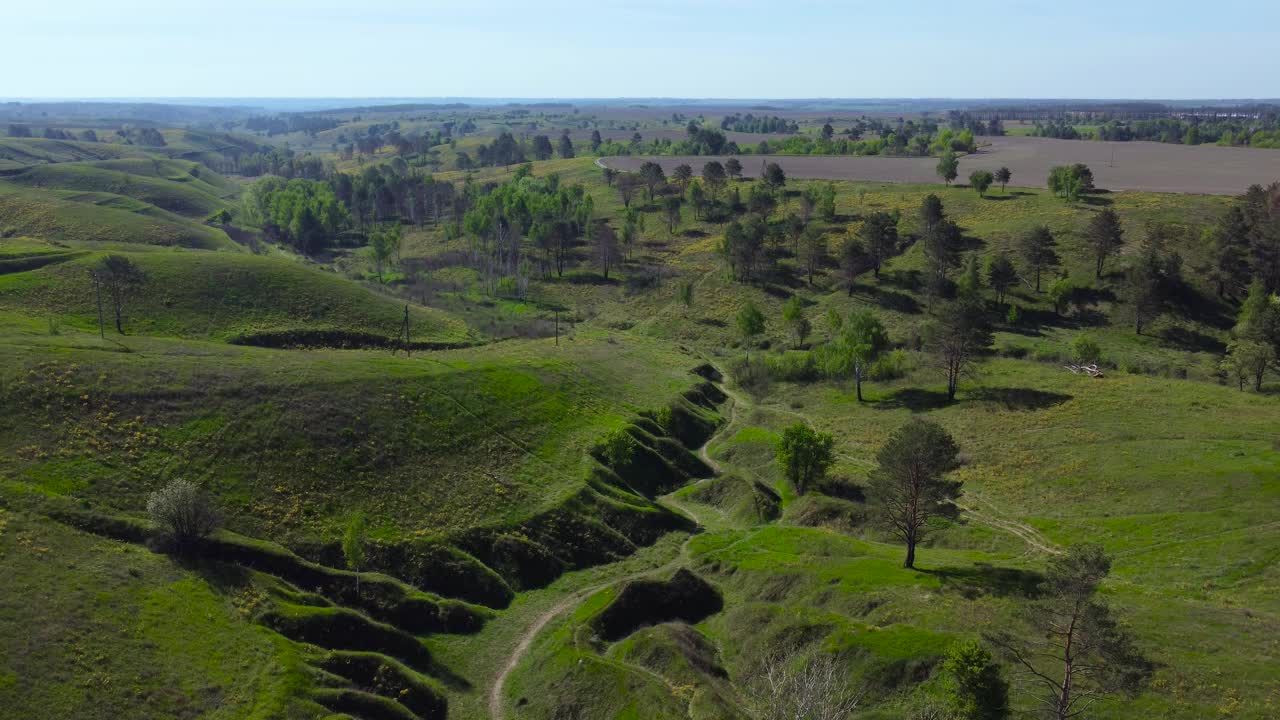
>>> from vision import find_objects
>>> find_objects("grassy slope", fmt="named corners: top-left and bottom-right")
top-left (0, 181), bottom-right (237, 250)
top-left (0, 244), bottom-right (470, 344)
top-left (6, 162), bottom-right (235, 217)
top-left (0, 510), bottom-right (311, 720)
top-left (500, 356), bottom-right (1279, 719)
top-left (0, 137), bottom-right (150, 171)
top-left (0, 323), bottom-right (697, 542)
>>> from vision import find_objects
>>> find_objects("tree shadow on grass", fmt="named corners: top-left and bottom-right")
top-left (874, 388), bottom-right (952, 411)
top-left (565, 273), bottom-right (620, 286)
top-left (763, 283), bottom-right (795, 299)
top-left (179, 556), bottom-right (255, 594)
top-left (966, 387), bottom-right (1072, 411)
top-left (1159, 326), bottom-right (1226, 354)
top-left (922, 563), bottom-right (1043, 599)
top-left (860, 286), bottom-right (921, 314)
top-left (880, 269), bottom-right (922, 292)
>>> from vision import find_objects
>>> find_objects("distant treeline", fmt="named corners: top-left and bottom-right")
top-left (245, 115), bottom-right (341, 136)
top-left (945, 111), bottom-right (1006, 137)
top-left (4, 123), bottom-right (164, 146)
top-left (966, 101), bottom-right (1279, 121)
top-left (1025, 115), bottom-right (1280, 148)
top-left (720, 114), bottom-right (799, 134)
top-left (591, 119), bottom-right (977, 161)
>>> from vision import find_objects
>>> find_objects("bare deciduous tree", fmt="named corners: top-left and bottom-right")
top-left (592, 221), bottom-right (620, 279)
top-left (91, 254), bottom-right (146, 334)
top-left (987, 544), bottom-right (1151, 720)
top-left (744, 651), bottom-right (865, 720)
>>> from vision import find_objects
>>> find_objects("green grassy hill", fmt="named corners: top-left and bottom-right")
top-left (6, 162), bottom-right (235, 218)
top-left (89, 157), bottom-right (243, 196)
top-left (0, 137), bottom-right (150, 171)
top-left (0, 244), bottom-right (471, 345)
top-left (0, 513), bottom-right (311, 720)
top-left (0, 182), bottom-right (237, 250)
top-left (0, 312), bottom-right (719, 718)
top-left (157, 129), bottom-right (267, 168)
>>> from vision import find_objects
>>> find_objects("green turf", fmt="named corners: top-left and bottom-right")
top-left (0, 246), bottom-right (470, 344)
top-left (0, 181), bottom-right (237, 250)
top-left (7, 162), bottom-right (236, 218)
top-left (0, 137), bottom-right (150, 170)
top-left (0, 511), bottom-right (314, 720)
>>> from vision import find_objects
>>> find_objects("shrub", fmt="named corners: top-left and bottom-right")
top-left (868, 349), bottom-right (911, 381)
top-left (1069, 334), bottom-right (1102, 364)
top-left (598, 429), bottom-right (637, 468)
top-left (146, 479), bottom-right (221, 546)
top-left (1005, 305), bottom-right (1021, 326)
top-left (942, 640), bottom-right (1009, 719)
top-left (729, 354), bottom-right (771, 394)
top-left (766, 351), bottom-right (820, 382)
top-left (206, 208), bottom-right (233, 224)
top-left (652, 405), bottom-right (674, 433)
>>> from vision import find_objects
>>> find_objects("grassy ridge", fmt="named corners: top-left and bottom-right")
top-left (0, 512), bottom-right (311, 720)
top-left (0, 328), bottom-right (699, 542)
top-left (7, 162), bottom-right (234, 218)
top-left (0, 248), bottom-right (470, 344)
top-left (0, 182), bottom-right (237, 250)
top-left (0, 137), bottom-right (150, 171)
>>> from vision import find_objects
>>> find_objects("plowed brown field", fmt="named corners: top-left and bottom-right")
top-left (601, 136), bottom-right (1280, 195)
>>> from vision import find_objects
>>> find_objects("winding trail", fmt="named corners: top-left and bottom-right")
top-left (954, 491), bottom-right (1062, 556)
top-left (486, 361), bottom-right (1064, 717)
top-left (487, 370), bottom-right (736, 720)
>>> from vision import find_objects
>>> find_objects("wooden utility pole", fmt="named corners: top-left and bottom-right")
top-left (555, 310), bottom-right (559, 346)
top-left (402, 304), bottom-right (411, 357)
top-left (91, 270), bottom-right (105, 339)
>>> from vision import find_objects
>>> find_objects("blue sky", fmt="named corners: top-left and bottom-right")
top-left (9, 0), bottom-right (1279, 99)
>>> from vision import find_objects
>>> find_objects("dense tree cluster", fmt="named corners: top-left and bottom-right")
top-left (334, 164), bottom-right (462, 229)
top-left (1027, 119), bottom-right (1087, 140)
top-left (463, 170), bottom-right (595, 291)
top-left (720, 113), bottom-right (799, 134)
top-left (245, 114), bottom-right (340, 136)
top-left (588, 117), bottom-right (973, 159)
top-left (242, 177), bottom-right (348, 254)
top-left (947, 111), bottom-right (1006, 136)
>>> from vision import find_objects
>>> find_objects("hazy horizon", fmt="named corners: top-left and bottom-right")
top-left (10, 0), bottom-right (1279, 99)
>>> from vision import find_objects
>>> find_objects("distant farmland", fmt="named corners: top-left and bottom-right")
top-left (562, 127), bottom-right (780, 146)
top-left (602, 136), bottom-right (1280, 194)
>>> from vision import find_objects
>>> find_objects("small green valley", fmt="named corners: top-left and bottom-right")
top-left (2, 86), bottom-right (1279, 720)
